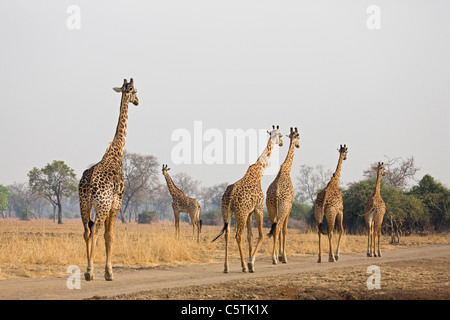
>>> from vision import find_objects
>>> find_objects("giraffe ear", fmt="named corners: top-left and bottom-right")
top-left (113, 87), bottom-right (122, 93)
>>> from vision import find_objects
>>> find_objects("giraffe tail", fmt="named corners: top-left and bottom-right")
top-left (88, 220), bottom-right (94, 232)
top-left (267, 222), bottom-right (277, 238)
top-left (347, 209), bottom-right (365, 217)
top-left (199, 207), bottom-right (202, 233)
top-left (212, 222), bottom-right (228, 242)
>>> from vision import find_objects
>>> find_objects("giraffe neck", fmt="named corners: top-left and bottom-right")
top-left (374, 169), bottom-right (382, 195)
top-left (111, 93), bottom-right (129, 155)
top-left (330, 153), bottom-right (345, 185)
top-left (253, 137), bottom-right (274, 179)
top-left (163, 173), bottom-right (183, 198)
top-left (280, 139), bottom-right (296, 175)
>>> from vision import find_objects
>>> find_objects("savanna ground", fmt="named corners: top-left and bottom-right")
top-left (0, 219), bottom-right (449, 300)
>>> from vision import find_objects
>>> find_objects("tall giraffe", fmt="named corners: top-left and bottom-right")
top-left (162, 164), bottom-right (202, 242)
top-left (78, 78), bottom-right (139, 281)
top-left (314, 144), bottom-right (348, 263)
top-left (266, 127), bottom-right (300, 265)
top-left (350, 162), bottom-right (386, 257)
top-left (213, 125), bottom-right (283, 273)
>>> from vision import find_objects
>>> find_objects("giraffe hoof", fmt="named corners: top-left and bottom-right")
top-left (247, 263), bottom-right (254, 273)
top-left (334, 255), bottom-right (339, 261)
top-left (317, 258), bottom-right (322, 263)
top-left (105, 273), bottom-right (114, 281)
top-left (84, 272), bottom-right (94, 281)
top-left (328, 257), bottom-right (336, 262)
top-left (377, 253), bottom-right (382, 257)
top-left (367, 253), bottom-right (372, 257)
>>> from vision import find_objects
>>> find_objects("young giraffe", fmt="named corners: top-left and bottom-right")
top-left (266, 127), bottom-right (300, 265)
top-left (351, 162), bottom-right (386, 257)
top-left (78, 78), bottom-right (139, 281)
top-left (314, 144), bottom-right (348, 263)
top-left (162, 164), bottom-right (202, 242)
top-left (213, 125), bottom-right (283, 273)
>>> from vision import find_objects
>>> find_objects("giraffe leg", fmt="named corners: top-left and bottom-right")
top-left (271, 222), bottom-right (279, 265)
top-left (173, 209), bottom-right (180, 239)
top-left (266, 202), bottom-right (278, 265)
top-left (104, 195), bottom-right (121, 281)
top-left (80, 201), bottom-right (92, 271)
top-left (327, 215), bottom-right (336, 262)
top-left (248, 205), bottom-right (264, 273)
top-left (224, 223), bottom-right (230, 273)
top-left (104, 214), bottom-right (115, 281)
top-left (85, 214), bottom-right (106, 281)
top-left (317, 223), bottom-right (322, 263)
top-left (372, 223), bottom-right (377, 257)
top-left (367, 220), bottom-right (373, 257)
top-left (246, 212), bottom-right (254, 266)
top-left (280, 216), bottom-right (289, 263)
top-left (235, 220), bottom-right (248, 273)
top-left (377, 227), bottom-right (382, 257)
top-left (195, 208), bottom-right (201, 243)
top-left (334, 212), bottom-right (344, 261)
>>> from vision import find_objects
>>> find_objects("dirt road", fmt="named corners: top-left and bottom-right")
top-left (1, 244), bottom-right (449, 300)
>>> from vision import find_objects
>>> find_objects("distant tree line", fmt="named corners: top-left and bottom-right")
top-left (0, 154), bottom-right (448, 235)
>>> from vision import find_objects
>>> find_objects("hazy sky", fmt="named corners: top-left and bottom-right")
top-left (0, 1), bottom-right (449, 193)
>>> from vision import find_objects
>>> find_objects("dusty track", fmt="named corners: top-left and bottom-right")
top-left (1, 244), bottom-right (449, 300)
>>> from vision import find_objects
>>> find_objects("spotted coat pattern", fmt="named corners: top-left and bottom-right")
top-left (78, 78), bottom-right (138, 281)
top-left (364, 162), bottom-right (386, 257)
top-left (213, 126), bottom-right (283, 274)
top-left (314, 145), bottom-right (348, 263)
top-left (266, 127), bottom-right (300, 264)
top-left (162, 165), bottom-right (202, 242)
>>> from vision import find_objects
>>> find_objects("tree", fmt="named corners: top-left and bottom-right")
top-left (364, 156), bottom-right (419, 190)
top-left (7, 182), bottom-right (40, 220)
top-left (0, 185), bottom-right (9, 218)
top-left (295, 164), bottom-right (332, 205)
top-left (28, 160), bottom-right (77, 224)
top-left (409, 175), bottom-right (450, 231)
top-left (119, 150), bottom-right (160, 222)
top-left (200, 182), bottom-right (228, 212)
top-left (172, 172), bottom-right (201, 199)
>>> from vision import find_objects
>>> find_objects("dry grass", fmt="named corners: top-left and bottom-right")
top-left (0, 218), bottom-right (449, 279)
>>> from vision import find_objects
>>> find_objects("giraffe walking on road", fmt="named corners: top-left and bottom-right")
top-left (79, 78), bottom-right (139, 281)
top-left (213, 125), bottom-right (283, 273)
top-left (314, 144), bottom-right (348, 263)
top-left (266, 127), bottom-right (300, 265)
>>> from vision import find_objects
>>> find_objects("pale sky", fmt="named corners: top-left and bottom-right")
top-left (0, 0), bottom-right (449, 193)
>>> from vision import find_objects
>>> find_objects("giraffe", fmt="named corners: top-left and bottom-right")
top-left (78, 78), bottom-right (139, 281)
top-left (266, 127), bottom-right (300, 265)
top-left (350, 162), bottom-right (386, 257)
top-left (213, 125), bottom-right (283, 273)
top-left (162, 164), bottom-right (202, 242)
top-left (314, 144), bottom-right (348, 263)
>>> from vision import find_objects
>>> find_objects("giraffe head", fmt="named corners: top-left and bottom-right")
top-left (113, 78), bottom-right (139, 106)
top-left (338, 144), bottom-right (348, 160)
top-left (162, 164), bottom-right (170, 175)
top-left (287, 127), bottom-right (300, 148)
top-left (377, 162), bottom-right (385, 176)
top-left (267, 125), bottom-right (283, 147)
